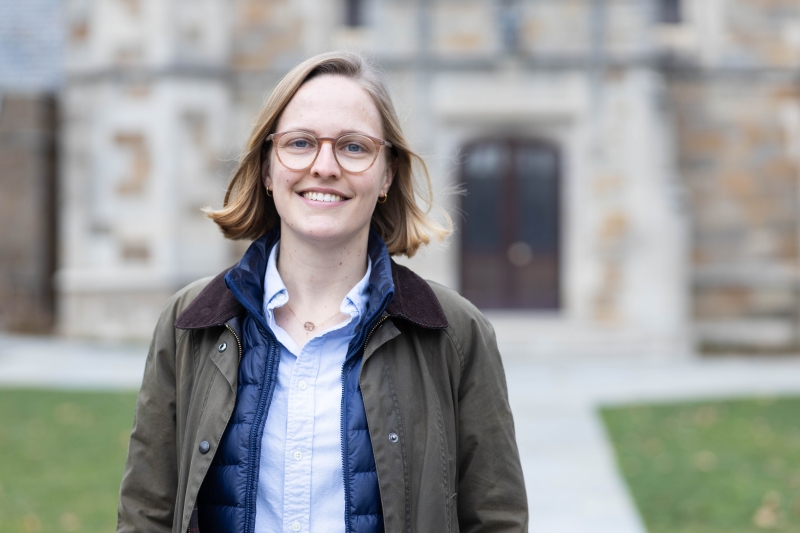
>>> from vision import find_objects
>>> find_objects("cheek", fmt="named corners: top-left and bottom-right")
top-left (373, 161), bottom-right (391, 187)
top-left (362, 174), bottom-right (385, 196)
top-left (272, 167), bottom-right (295, 188)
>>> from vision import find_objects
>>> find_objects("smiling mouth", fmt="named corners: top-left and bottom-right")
top-left (302, 191), bottom-right (346, 202)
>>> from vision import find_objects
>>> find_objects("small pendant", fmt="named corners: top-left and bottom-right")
top-left (304, 322), bottom-right (315, 331)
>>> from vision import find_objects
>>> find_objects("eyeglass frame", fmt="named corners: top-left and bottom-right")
top-left (265, 131), bottom-right (394, 174)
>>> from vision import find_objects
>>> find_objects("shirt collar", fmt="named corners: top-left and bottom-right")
top-left (174, 227), bottom-right (448, 331)
top-left (262, 239), bottom-right (373, 320)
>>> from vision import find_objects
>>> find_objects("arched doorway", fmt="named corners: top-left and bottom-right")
top-left (460, 138), bottom-right (560, 309)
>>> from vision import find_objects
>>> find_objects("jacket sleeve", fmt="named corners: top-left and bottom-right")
top-left (455, 312), bottom-right (529, 532)
top-left (116, 293), bottom-right (184, 533)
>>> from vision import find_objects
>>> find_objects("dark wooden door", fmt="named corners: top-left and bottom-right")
top-left (460, 138), bottom-right (560, 309)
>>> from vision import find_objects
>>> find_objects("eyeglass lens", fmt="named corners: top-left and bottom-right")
top-left (275, 132), bottom-right (379, 173)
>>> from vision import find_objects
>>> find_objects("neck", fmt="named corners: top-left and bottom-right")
top-left (276, 226), bottom-right (370, 313)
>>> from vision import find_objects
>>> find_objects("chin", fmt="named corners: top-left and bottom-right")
top-left (293, 224), bottom-right (359, 243)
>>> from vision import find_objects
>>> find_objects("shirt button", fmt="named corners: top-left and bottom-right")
top-left (275, 293), bottom-right (287, 302)
top-left (293, 450), bottom-right (303, 461)
top-left (199, 440), bottom-right (211, 454)
top-left (388, 432), bottom-right (399, 443)
top-left (218, 342), bottom-right (227, 352)
top-left (291, 521), bottom-right (301, 532)
top-left (298, 381), bottom-right (307, 390)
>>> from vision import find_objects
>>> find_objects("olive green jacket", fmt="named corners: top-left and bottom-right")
top-left (117, 262), bottom-right (528, 533)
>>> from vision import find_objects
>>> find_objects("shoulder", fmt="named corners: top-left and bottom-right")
top-left (170, 268), bottom-right (244, 330)
top-left (421, 280), bottom-right (505, 386)
top-left (171, 276), bottom-right (216, 312)
top-left (170, 276), bottom-right (216, 315)
top-left (150, 276), bottom-right (216, 336)
top-left (416, 279), bottom-right (500, 375)
top-left (425, 280), bottom-right (495, 336)
top-left (387, 259), bottom-right (494, 340)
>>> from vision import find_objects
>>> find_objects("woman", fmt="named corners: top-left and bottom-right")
top-left (117, 51), bottom-right (527, 533)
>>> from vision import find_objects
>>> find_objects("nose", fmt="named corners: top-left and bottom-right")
top-left (310, 139), bottom-right (341, 179)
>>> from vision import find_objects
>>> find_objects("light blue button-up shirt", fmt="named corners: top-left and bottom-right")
top-left (255, 241), bottom-right (372, 533)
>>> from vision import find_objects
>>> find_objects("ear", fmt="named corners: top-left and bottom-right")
top-left (261, 153), bottom-right (271, 189)
top-left (381, 158), bottom-right (396, 196)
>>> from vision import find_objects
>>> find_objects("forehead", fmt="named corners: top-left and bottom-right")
top-left (277, 74), bottom-right (383, 136)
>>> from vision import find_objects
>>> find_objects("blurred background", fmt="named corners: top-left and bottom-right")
top-left (0, 0), bottom-right (800, 356)
top-left (0, 0), bottom-right (799, 358)
top-left (3, 0), bottom-right (800, 532)
top-left (4, 0), bottom-right (800, 357)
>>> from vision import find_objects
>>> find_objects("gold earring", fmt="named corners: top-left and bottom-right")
top-left (266, 186), bottom-right (273, 197)
top-left (378, 192), bottom-right (388, 204)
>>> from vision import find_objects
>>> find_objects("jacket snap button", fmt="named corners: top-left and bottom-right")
top-left (218, 342), bottom-right (227, 352)
top-left (388, 432), bottom-right (399, 443)
top-left (199, 440), bottom-right (210, 454)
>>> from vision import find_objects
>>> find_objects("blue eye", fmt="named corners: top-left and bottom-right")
top-left (344, 143), bottom-right (364, 153)
top-left (291, 139), bottom-right (310, 148)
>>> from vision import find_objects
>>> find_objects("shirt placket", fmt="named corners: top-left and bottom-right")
top-left (282, 339), bottom-right (320, 533)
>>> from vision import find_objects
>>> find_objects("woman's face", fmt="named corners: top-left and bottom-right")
top-left (264, 74), bottom-right (393, 249)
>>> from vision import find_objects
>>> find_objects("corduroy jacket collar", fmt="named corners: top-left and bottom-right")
top-left (174, 233), bottom-right (448, 331)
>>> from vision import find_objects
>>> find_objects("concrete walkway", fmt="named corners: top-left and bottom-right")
top-left (4, 333), bottom-right (800, 532)
top-left (504, 355), bottom-right (800, 533)
top-left (0, 333), bottom-right (147, 390)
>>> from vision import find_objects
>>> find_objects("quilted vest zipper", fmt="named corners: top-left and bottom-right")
top-left (245, 321), bottom-right (279, 533)
top-left (224, 272), bottom-right (283, 533)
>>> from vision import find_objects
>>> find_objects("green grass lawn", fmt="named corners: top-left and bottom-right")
top-left (601, 396), bottom-right (800, 533)
top-left (3, 388), bottom-right (799, 532)
top-left (0, 389), bottom-right (137, 533)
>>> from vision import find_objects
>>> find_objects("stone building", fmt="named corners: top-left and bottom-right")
top-left (4, 0), bottom-right (798, 356)
top-left (0, 0), bottom-right (62, 333)
top-left (666, 2), bottom-right (800, 352)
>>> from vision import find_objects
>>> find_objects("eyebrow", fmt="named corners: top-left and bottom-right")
top-left (278, 127), bottom-right (380, 138)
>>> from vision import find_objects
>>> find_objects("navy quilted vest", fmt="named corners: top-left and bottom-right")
top-left (197, 229), bottom-right (393, 533)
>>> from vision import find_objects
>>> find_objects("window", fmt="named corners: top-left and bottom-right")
top-left (460, 138), bottom-right (561, 310)
top-left (344, 0), bottom-right (364, 27)
top-left (498, 0), bottom-right (519, 53)
top-left (657, 0), bottom-right (681, 24)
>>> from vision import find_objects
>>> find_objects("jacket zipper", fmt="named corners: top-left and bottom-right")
top-left (225, 322), bottom-right (243, 364)
top-left (186, 322), bottom-right (243, 533)
top-left (340, 312), bottom-right (390, 533)
top-left (362, 315), bottom-right (388, 352)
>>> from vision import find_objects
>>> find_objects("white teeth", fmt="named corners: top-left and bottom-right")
top-left (302, 191), bottom-right (343, 202)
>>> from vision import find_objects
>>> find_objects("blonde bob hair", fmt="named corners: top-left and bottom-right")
top-left (206, 51), bottom-right (452, 257)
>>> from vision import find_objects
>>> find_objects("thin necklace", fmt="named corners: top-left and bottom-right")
top-left (285, 303), bottom-right (342, 332)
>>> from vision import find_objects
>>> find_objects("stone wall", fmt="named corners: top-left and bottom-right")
top-left (664, 0), bottom-right (800, 350)
top-left (58, 0), bottom-right (236, 339)
top-left (672, 78), bottom-right (800, 348)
